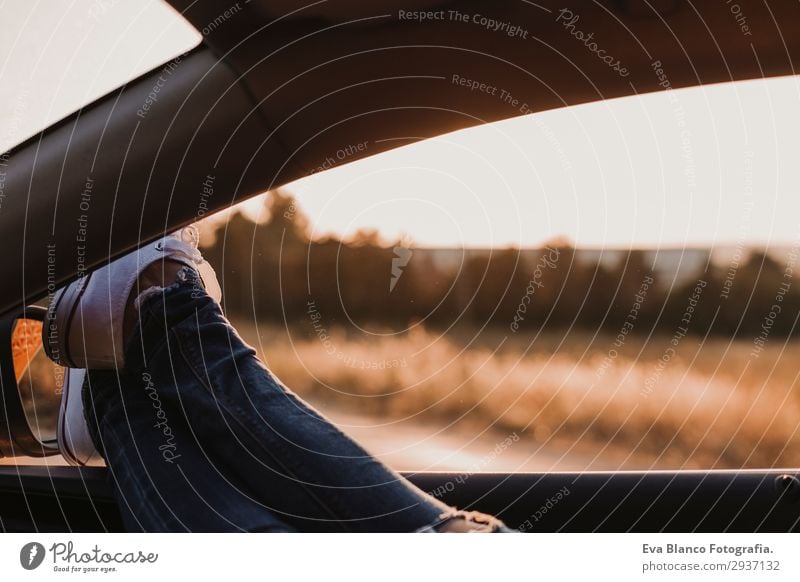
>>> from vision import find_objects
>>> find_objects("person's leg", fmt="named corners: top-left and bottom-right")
top-left (83, 367), bottom-right (295, 532)
top-left (95, 264), bottom-right (506, 532)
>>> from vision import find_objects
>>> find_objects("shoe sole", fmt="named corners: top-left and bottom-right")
top-left (57, 367), bottom-right (90, 466)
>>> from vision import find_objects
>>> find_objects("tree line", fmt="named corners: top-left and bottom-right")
top-left (200, 191), bottom-right (800, 338)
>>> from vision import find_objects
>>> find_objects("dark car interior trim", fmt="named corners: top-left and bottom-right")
top-left (1, 467), bottom-right (798, 532)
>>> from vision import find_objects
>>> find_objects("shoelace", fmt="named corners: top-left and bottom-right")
top-left (160, 227), bottom-right (203, 264)
top-left (132, 228), bottom-right (204, 310)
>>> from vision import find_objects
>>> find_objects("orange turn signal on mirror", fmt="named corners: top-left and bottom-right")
top-left (0, 306), bottom-right (61, 458)
top-left (11, 318), bottom-right (43, 385)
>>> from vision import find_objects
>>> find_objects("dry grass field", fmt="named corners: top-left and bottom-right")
top-left (233, 318), bottom-right (800, 470)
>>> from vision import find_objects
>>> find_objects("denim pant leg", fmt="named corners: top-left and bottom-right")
top-left (84, 367), bottom-right (295, 532)
top-left (91, 266), bottom-right (453, 532)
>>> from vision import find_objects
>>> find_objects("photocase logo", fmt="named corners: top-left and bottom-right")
top-left (390, 246), bottom-right (413, 292)
top-left (20, 542), bottom-right (45, 570)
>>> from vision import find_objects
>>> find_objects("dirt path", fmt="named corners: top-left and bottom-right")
top-left (323, 407), bottom-right (613, 473)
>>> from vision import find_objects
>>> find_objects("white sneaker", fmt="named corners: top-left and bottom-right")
top-left (46, 226), bottom-right (221, 466)
top-left (44, 225), bottom-right (221, 369)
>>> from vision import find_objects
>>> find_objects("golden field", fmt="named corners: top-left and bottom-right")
top-left (233, 319), bottom-right (800, 471)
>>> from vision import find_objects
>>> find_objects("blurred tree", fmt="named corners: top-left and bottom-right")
top-left (201, 191), bottom-right (800, 338)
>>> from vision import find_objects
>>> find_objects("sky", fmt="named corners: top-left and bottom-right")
top-left (3, 0), bottom-right (800, 250)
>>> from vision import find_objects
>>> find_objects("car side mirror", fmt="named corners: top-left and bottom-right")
top-left (0, 306), bottom-right (63, 457)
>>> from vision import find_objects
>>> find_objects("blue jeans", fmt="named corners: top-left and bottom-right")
top-left (83, 267), bottom-right (508, 532)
